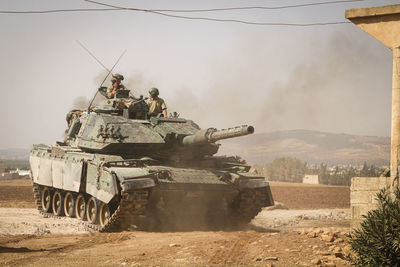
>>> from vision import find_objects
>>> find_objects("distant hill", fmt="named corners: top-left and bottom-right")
top-left (217, 129), bottom-right (390, 166)
top-left (0, 148), bottom-right (29, 160)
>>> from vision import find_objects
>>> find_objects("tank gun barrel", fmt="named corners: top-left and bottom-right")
top-left (182, 125), bottom-right (254, 145)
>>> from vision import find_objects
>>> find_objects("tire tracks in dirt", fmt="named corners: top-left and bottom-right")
top-left (1, 232), bottom-right (134, 266)
top-left (207, 232), bottom-right (259, 265)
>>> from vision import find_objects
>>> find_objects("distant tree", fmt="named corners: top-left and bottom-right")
top-left (263, 158), bottom-right (384, 186)
top-left (360, 161), bottom-right (369, 177)
top-left (265, 157), bottom-right (305, 182)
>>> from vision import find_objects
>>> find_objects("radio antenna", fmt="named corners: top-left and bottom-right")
top-left (87, 49), bottom-right (127, 113)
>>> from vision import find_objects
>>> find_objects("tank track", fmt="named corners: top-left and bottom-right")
top-left (32, 183), bottom-right (42, 211)
top-left (32, 182), bottom-right (150, 232)
top-left (232, 187), bottom-right (268, 225)
top-left (33, 183), bottom-right (269, 231)
top-left (95, 189), bottom-right (149, 232)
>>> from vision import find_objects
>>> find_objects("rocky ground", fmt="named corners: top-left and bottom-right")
top-left (0, 180), bottom-right (352, 266)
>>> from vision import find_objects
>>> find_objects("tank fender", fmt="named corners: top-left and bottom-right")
top-left (119, 178), bottom-right (155, 191)
top-left (30, 148), bottom-right (83, 192)
top-left (110, 167), bottom-right (157, 191)
top-left (230, 173), bottom-right (268, 189)
top-left (236, 178), bottom-right (269, 189)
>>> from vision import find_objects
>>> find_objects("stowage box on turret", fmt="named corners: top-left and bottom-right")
top-left (30, 87), bottom-right (274, 231)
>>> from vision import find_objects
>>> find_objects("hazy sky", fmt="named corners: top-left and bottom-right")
top-left (0, 0), bottom-right (398, 149)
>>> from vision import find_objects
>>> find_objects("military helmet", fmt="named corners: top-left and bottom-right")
top-left (111, 73), bottom-right (124, 82)
top-left (149, 87), bottom-right (159, 96)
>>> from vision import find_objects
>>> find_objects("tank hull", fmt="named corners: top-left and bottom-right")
top-left (30, 145), bottom-right (274, 231)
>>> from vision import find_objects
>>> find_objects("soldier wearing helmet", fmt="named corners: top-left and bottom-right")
top-left (106, 73), bottom-right (125, 99)
top-left (147, 87), bottom-right (167, 118)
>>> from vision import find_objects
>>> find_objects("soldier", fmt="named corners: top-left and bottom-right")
top-left (147, 87), bottom-right (167, 118)
top-left (106, 73), bottom-right (125, 99)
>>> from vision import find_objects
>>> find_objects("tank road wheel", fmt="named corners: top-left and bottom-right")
top-left (52, 190), bottom-right (65, 216)
top-left (99, 202), bottom-right (111, 227)
top-left (86, 197), bottom-right (99, 224)
top-left (75, 194), bottom-right (86, 221)
top-left (41, 187), bottom-right (52, 213)
top-left (64, 192), bottom-right (75, 217)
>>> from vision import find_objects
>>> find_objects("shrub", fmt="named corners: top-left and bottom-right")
top-left (348, 187), bottom-right (400, 266)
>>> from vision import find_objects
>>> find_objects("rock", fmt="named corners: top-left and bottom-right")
top-left (333, 247), bottom-right (342, 253)
top-left (307, 232), bottom-right (317, 238)
top-left (334, 252), bottom-right (344, 259)
top-left (321, 234), bottom-right (335, 242)
top-left (326, 256), bottom-right (337, 261)
top-left (317, 251), bottom-right (331, 256)
top-left (265, 264), bottom-right (274, 267)
top-left (265, 257), bottom-right (278, 261)
top-left (312, 245), bottom-right (319, 250)
top-left (255, 257), bottom-right (262, 261)
top-left (169, 243), bottom-right (181, 247)
top-left (311, 258), bottom-right (321, 265)
top-left (333, 238), bottom-right (344, 244)
top-left (325, 262), bottom-right (336, 267)
top-left (315, 228), bottom-right (323, 234)
top-left (296, 214), bottom-right (310, 220)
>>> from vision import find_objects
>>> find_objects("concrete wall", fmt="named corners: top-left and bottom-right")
top-left (351, 176), bottom-right (394, 228)
top-left (302, 174), bottom-right (319, 184)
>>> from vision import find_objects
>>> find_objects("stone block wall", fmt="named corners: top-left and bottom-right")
top-left (351, 177), bottom-right (394, 229)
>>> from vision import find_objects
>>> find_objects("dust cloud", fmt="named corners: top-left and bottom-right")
top-left (70, 31), bottom-right (392, 138)
top-left (166, 30), bottom-right (392, 136)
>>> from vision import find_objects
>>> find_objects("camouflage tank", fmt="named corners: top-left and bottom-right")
top-left (30, 88), bottom-right (274, 231)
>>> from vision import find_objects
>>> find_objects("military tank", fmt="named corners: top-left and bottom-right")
top-left (30, 88), bottom-right (274, 231)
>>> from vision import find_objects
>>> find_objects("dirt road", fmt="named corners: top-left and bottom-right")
top-left (0, 180), bottom-right (352, 266)
top-left (0, 208), bottom-right (351, 267)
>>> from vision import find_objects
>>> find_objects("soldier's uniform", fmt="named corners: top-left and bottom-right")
top-left (106, 84), bottom-right (125, 99)
top-left (106, 73), bottom-right (126, 99)
top-left (146, 97), bottom-right (167, 117)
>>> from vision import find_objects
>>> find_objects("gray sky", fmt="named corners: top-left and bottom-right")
top-left (0, 0), bottom-right (398, 149)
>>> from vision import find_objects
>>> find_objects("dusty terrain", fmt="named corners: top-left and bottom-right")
top-left (0, 180), bottom-right (352, 266)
